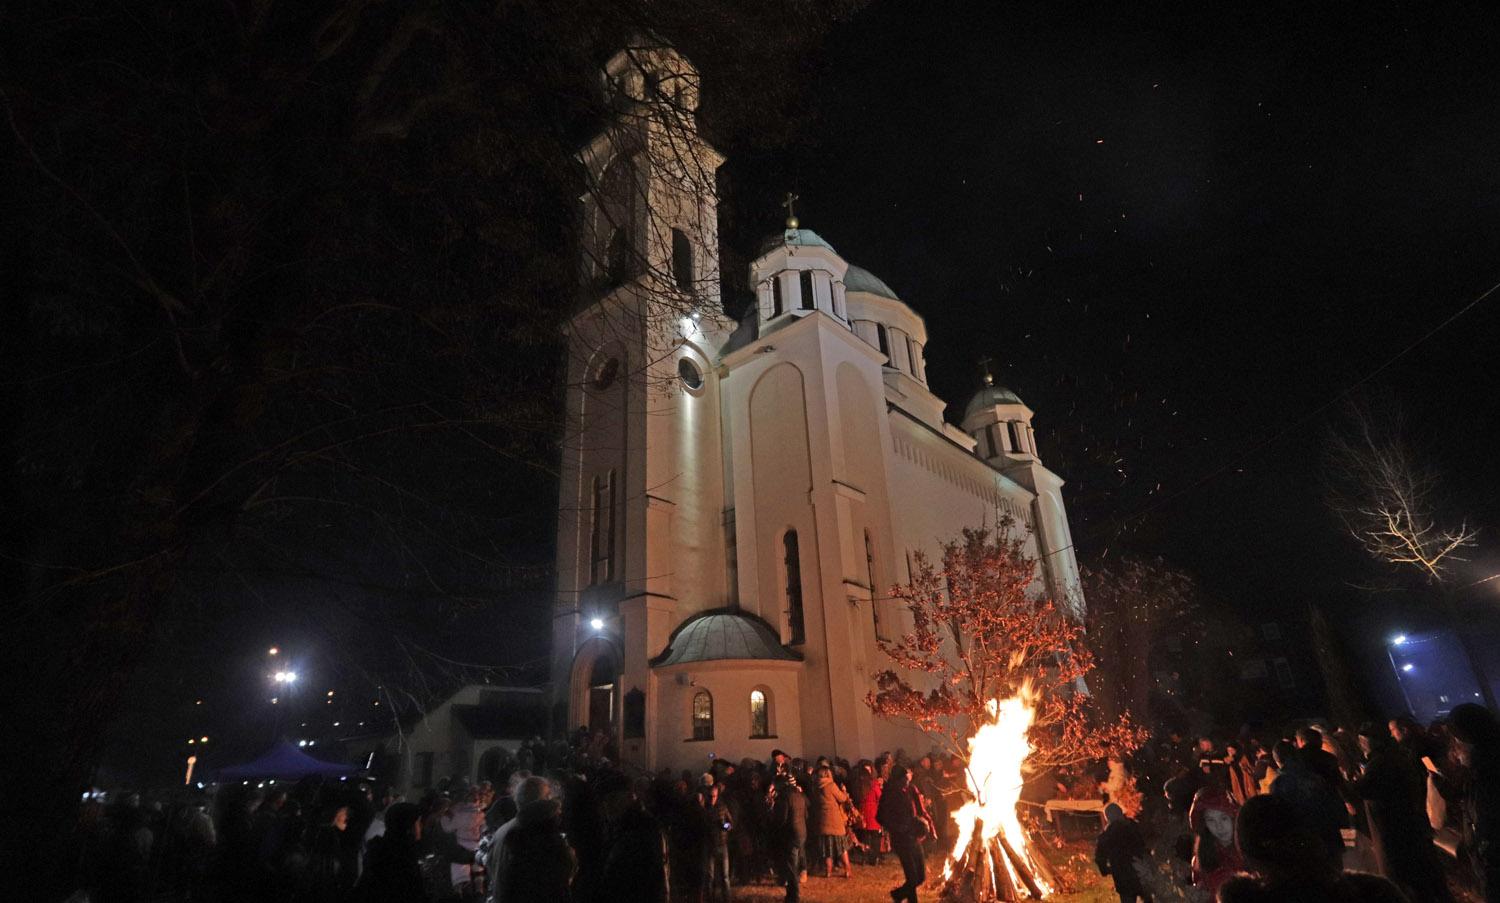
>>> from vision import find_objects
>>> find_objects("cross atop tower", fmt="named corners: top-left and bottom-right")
top-left (781, 191), bottom-right (800, 229)
top-left (978, 356), bottom-right (995, 387)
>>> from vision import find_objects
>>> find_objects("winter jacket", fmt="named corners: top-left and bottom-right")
top-left (769, 783), bottom-right (808, 846)
top-left (494, 799), bottom-right (575, 903)
top-left (354, 834), bottom-right (423, 903)
top-left (858, 779), bottom-right (883, 832)
top-left (1093, 817), bottom-right (1148, 895)
top-left (876, 782), bottom-right (928, 844)
top-left (813, 776), bottom-right (851, 837)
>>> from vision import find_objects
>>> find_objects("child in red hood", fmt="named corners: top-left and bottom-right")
top-left (1189, 787), bottom-right (1245, 896)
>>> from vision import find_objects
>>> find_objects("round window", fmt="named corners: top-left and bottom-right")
top-left (677, 357), bottom-right (704, 391)
top-left (591, 357), bottom-right (620, 390)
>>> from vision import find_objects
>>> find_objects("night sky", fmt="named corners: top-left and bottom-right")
top-left (720, 0), bottom-right (1500, 664)
top-left (14, 1), bottom-right (1500, 783)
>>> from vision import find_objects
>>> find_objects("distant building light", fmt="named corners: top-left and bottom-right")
top-left (590, 617), bottom-right (605, 630)
top-left (1402, 663), bottom-right (1415, 672)
top-left (1392, 634), bottom-right (1408, 646)
top-left (200, 736), bottom-right (209, 743)
top-left (268, 647), bottom-right (279, 656)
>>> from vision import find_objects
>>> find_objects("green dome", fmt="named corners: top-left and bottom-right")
top-left (651, 609), bottom-right (802, 667)
top-left (843, 264), bottom-right (901, 300)
top-left (964, 384), bottom-right (1026, 419)
top-left (757, 227), bottom-right (838, 257)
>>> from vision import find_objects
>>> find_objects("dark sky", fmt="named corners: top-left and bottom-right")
top-left (718, 0), bottom-right (1500, 652)
top-left (73, 1), bottom-right (1500, 774)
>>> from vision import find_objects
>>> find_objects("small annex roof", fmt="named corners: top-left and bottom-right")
top-left (756, 227), bottom-right (838, 258)
top-left (843, 264), bottom-right (901, 300)
top-left (651, 608), bottom-right (802, 667)
top-left (964, 384), bottom-right (1027, 419)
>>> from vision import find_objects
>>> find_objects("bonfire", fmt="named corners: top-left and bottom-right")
top-left (939, 682), bottom-right (1059, 901)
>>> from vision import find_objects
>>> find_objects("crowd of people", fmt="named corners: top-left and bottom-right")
top-left (1091, 702), bottom-right (1500, 902)
top-left (65, 702), bottom-right (1500, 903)
top-left (66, 730), bottom-right (966, 903)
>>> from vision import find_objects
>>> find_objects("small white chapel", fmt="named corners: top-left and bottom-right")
top-left (550, 42), bottom-right (1084, 771)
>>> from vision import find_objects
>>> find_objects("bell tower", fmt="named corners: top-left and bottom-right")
top-left (961, 368), bottom-right (1085, 616)
top-left (552, 41), bottom-right (731, 767)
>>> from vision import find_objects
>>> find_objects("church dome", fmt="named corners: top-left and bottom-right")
top-left (964, 384), bottom-right (1026, 419)
top-left (756, 227), bottom-right (837, 258)
top-left (843, 264), bottom-right (901, 300)
top-left (651, 609), bottom-right (802, 667)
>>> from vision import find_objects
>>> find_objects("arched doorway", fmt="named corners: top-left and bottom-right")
top-left (569, 638), bottom-right (622, 735)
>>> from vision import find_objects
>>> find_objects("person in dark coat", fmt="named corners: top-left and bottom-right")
top-left (1296, 727), bottom-right (1347, 791)
top-left (1451, 703), bottom-right (1500, 902)
top-left (878, 766), bottom-right (933, 903)
top-left (356, 802), bottom-right (423, 903)
top-left (494, 797), bottom-right (575, 903)
top-left (1269, 739), bottom-right (1346, 868)
top-left (600, 795), bottom-right (668, 903)
top-left (1354, 723), bottom-right (1451, 901)
top-left (767, 772), bottom-right (808, 902)
top-left (1094, 803), bottom-right (1152, 903)
top-left (1218, 794), bottom-right (1408, 903)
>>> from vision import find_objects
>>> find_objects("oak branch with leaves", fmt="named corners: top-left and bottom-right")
top-left (866, 521), bottom-right (1147, 770)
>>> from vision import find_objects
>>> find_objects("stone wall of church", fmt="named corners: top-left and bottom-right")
top-left (652, 661), bottom-right (803, 771)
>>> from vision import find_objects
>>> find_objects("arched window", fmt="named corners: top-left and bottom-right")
top-left (876, 323), bottom-right (890, 358)
top-left (771, 275), bottom-right (784, 317)
top-left (600, 158), bottom-right (638, 285)
top-left (671, 228), bottom-right (694, 292)
top-left (1007, 422), bottom-right (1022, 453)
top-left (798, 271), bottom-right (815, 310)
top-left (691, 690), bottom-right (714, 741)
top-left (749, 689), bottom-right (771, 738)
top-left (783, 530), bottom-right (805, 644)
top-left (589, 470), bottom-right (616, 584)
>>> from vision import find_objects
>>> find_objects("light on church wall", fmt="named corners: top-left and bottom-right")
top-left (590, 617), bottom-right (605, 631)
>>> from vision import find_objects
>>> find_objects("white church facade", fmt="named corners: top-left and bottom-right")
top-left (550, 44), bottom-right (1084, 772)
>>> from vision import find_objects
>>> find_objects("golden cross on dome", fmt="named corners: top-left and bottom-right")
top-left (978, 356), bottom-right (995, 386)
top-left (781, 191), bottom-right (800, 229)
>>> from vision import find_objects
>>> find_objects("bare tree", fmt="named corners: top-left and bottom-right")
top-left (1325, 398), bottom-right (1492, 708)
top-left (1326, 401), bottom-right (1477, 580)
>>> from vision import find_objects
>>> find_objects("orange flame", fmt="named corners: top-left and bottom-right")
top-left (943, 681), bottom-right (1052, 897)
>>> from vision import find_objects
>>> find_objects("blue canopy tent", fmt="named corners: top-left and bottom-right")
top-left (213, 741), bottom-right (358, 782)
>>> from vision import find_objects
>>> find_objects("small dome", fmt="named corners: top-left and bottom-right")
top-left (964, 384), bottom-right (1026, 420)
top-left (651, 609), bottom-right (802, 667)
top-left (756, 227), bottom-right (837, 258)
top-left (843, 264), bottom-right (901, 300)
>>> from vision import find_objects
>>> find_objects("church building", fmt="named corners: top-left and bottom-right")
top-left (550, 43), bottom-right (1084, 771)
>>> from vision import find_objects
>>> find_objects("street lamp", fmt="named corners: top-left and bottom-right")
top-left (1386, 634), bottom-right (1416, 715)
top-left (590, 617), bottom-right (605, 630)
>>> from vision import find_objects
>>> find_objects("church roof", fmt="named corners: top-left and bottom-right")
top-left (651, 609), bottom-right (802, 667)
top-left (843, 264), bottom-right (901, 300)
top-left (756, 227), bottom-right (837, 258)
top-left (964, 384), bottom-right (1026, 419)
